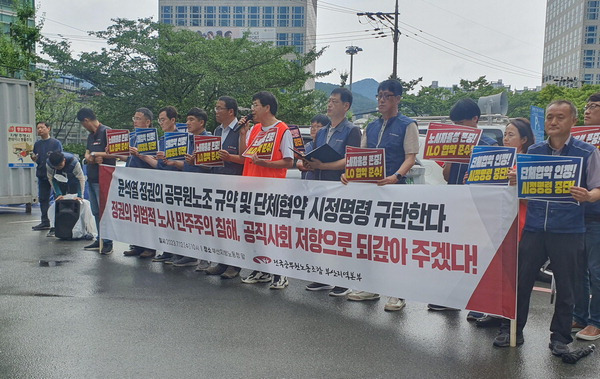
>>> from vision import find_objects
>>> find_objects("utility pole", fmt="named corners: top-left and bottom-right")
top-left (357, 0), bottom-right (400, 79)
top-left (345, 45), bottom-right (363, 91)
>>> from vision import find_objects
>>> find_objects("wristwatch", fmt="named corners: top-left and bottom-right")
top-left (395, 173), bottom-right (404, 182)
top-left (91, 152), bottom-right (96, 157)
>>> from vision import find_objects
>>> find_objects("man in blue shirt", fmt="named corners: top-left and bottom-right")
top-left (300, 87), bottom-right (361, 297)
top-left (494, 100), bottom-right (600, 356)
top-left (31, 122), bottom-right (62, 231)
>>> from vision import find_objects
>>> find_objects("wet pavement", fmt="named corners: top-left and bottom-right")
top-left (1, 206), bottom-right (599, 378)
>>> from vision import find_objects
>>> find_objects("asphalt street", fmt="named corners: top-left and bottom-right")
top-left (1, 205), bottom-right (599, 378)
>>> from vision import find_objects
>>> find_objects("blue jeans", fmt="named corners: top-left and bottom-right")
top-left (574, 220), bottom-right (600, 329)
top-left (88, 182), bottom-right (112, 245)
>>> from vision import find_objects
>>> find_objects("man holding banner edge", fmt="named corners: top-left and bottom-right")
top-left (494, 100), bottom-right (600, 356)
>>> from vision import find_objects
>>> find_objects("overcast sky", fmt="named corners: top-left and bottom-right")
top-left (37, 0), bottom-right (547, 92)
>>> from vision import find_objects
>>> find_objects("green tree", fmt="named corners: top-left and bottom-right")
top-left (42, 18), bottom-right (328, 130)
top-left (0, 0), bottom-right (41, 79)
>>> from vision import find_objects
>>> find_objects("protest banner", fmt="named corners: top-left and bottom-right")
top-left (466, 146), bottom-right (516, 185)
top-left (571, 125), bottom-right (600, 149)
top-left (530, 106), bottom-right (545, 144)
top-left (423, 123), bottom-right (482, 163)
top-left (7, 124), bottom-right (34, 168)
top-left (134, 128), bottom-right (158, 155)
top-left (516, 154), bottom-right (582, 203)
top-left (242, 127), bottom-right (278, 160)
top-left (194, 135), bottom-right (223, 167)
top-left (163, 132), bottom-right (189, 160)
top-left (106, 129), bottom-right (130, 157)
top-left (99, 165), bottom-right (518, 319)
top-left (176, 123), bottom-right (188, 133)
top-left (345, 146), bottom-right (386, 183)
top-left (288, 125), bottom-right (305, 154)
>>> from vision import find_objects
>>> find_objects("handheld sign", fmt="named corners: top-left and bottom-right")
top-left (242, 127), bottom-right (278, 160)
top-left (516, 154), bottom-right (582, 203)
top-left (176, 123), bottom-right (188, 133)
top-left (106, 129), bottom-right (130, 157)
top-left (466, 146), bottom-right (516, 185)
top-left (530, 106), bottom-right (545, 143)
top-left (134, 128), bottom-right (158, 155)
top-left (571, 126), bottom-right (600, 150)
top-left (194, 135), bottom-right (223, 167)
top-left (344, 146), bottom-right (386, 183)
top-left (288, 125), bottom-right (306, 154)
top-left (163, 132), bottom-right (189, 160)
top-left (423, 123), bottom-right (482, 163)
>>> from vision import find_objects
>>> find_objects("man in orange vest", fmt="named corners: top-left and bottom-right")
top-left (240, 91), bottom-right (294, 289)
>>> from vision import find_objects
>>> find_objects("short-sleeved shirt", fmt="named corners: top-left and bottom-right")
top-left (86, 124), bottom-right (116, 183)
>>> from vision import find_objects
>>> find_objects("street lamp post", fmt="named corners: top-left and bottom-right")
top-left (345, 45), bottom-right (363, 91)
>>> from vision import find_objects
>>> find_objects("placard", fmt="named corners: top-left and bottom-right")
top-left (423, 123), bottom-right (482, 163)
top-left (345, 146), bottom-right (386, 183)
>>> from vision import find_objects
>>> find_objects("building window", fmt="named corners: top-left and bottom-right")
top-left (263, 6), bottom-right (274, 27)
top-left (219, 6), bottom-right (230, 27)
top-left (233, 6), bottom-right (245, 27)
top-left (292, 7), bottom-right (305, 28)
top-left (586, 25), bottom-right (597, 44)
top-left (292, 33), bottom-right (304, 53)
top-left (278, 6), bottom-right (290, 28)
top-left (277, 33), bottom-right (288, 46)
top-left (248, 6), bottom-right (259, 27)
top-left (175, 6), bottom-right (187, 26)
top-left (585, 73), bottom-right (594, 84)
top-left (584, 49), bottom-right (596, 68)
top-left (204, 6), bottom-right (216, 27)
top-left (190, 6), bottom-right (200, 27)
top-left (588, 0), bottom-right (600, 20)
top-left (161, 6), bottom-right (173, 25)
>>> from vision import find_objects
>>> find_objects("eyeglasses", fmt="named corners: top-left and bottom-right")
top-left (158, 118), bottom-right (168, 124)
top-left (214, 107), bottom-right (227, 112)
top-left (132, 117), bottom-right (144, 122)
top-left (251, 103), bottom-right (261, 109)
top-left (584, 103), bottom-right (600, 111)
top-left (376, 93), bottom-right (397, 101)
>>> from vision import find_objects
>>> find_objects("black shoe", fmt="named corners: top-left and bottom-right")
top-left (32, 222), bottom-right (51, 231)
top-left (476, 315), bottom-right (503, 328)
top-left (205, 263), bottom-right (228, 275)
top-left (46, 228), bottom-right (55, 238)
top-left (123, 248), bottom-right (142, 256)
top-left (493, 331), bottom-right (524, 347)
top-left (100, 244), bottom-right (113, 255)
top-left (152, 253), bottom-right (173, 262)
top-left (549, 340), bottom-right (571, 356)
top-left (84, 240), bottom-right (100, 251)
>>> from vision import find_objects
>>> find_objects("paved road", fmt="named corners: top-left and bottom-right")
top-left (1, 206), bottom-right (598, 378)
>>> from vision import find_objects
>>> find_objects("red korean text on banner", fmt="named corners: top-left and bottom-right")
top-left (288, 125), bottom-right (306, 154)
top-left (423, 123), bottom-right (482, 164)
top-left (345, 146), bottom-right (386, 183)
top-left (242, 127), bottom-right (278, 160)
top-left (106, 129), bottom-right (130, 157)
top-left (571, 126), bottom-right (600, 150)
top-left (194, 135), bottom-right (223, 167)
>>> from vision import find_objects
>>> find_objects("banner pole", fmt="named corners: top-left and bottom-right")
top-left (510, 319), bottom-right (517, 347)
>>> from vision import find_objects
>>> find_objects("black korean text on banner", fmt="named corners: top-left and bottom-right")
top-left (194, 135), bottom-right (223, 167)
top-left (242, 127), bottom-right (278, 160)
top-left (99, 166), bottom-right (518, 319)
top-left (345, 146), bottom-right (386, 183)
top-left (423, 123), bottom-right (482, 163)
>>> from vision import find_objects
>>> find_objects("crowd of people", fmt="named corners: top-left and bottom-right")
top-left (29, 80), bottom-right (600, 357)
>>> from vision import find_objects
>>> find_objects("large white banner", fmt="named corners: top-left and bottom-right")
top-left (99, 166), bottom-right (518, 318)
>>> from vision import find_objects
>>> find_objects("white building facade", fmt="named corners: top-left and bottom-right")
top-left (158, 0), bottom-right (317, 88)
top-left (543, 0), bottom-right (600, 86)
